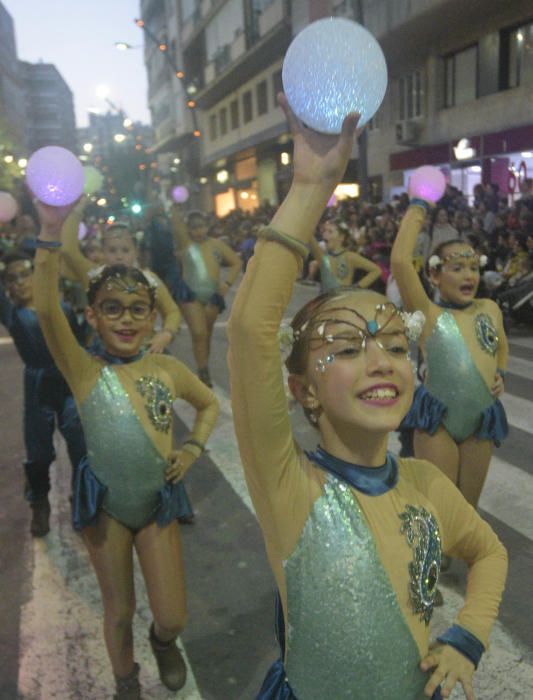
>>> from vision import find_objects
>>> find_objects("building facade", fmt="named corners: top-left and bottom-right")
top-left (19, 61), bottom-right (77, 154)
top-left (141, 0), bottom-right (533, 211)
top-left (0, 1), bottom-right (27, 150)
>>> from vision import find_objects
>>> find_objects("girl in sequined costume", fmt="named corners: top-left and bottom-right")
top-left (228, 95), bottom-right (507, 700)
top-left (309, 218), bottom-right (381, 293)
top-left (391, 205), bottom-right (509, 510)
top-left (61, 204), bottom-right (196, 524)
top-left (170, 207), bottom-right (241, 387)
top-left (34, 201), bottom-right (219, 700)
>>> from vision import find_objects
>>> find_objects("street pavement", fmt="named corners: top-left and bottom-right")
top-left (1, 281), bottom-right (532, 700)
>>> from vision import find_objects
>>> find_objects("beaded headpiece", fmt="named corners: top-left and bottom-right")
top-left (279, 301), bottom-right (425, 363)
top-left (428, 250), bottom-right (488, 270)
top-left (87, 264), bottom-right (158, 304)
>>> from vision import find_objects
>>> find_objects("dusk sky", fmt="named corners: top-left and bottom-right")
top-left (5, 0), bottom-right (151, 127)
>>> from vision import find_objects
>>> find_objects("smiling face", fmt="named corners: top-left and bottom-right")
top-left (86, 281), bottom-right (156, 358)
top-left (4, 259), bottom-right (34, 305)
top-left (290, 292), bottom-right (414, 439)
top-left (430, 242), bottom-right (480, 304)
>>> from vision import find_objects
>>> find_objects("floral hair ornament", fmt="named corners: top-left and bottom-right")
top-left (399, 310), bottom-right (426, 342)
top-left (278, 324), bottom-right (296, 362)
top-left (428, 251), bottom-right (488, 270)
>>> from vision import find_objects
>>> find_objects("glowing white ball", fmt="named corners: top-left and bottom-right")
top-left (26, 146), bottom-right (84, 206)
top-left (172, 185), bottom-right (189, 203)
top-left (0, 191), bottom-right (18, 222)
top-left (282, 18), bottom-right (387, 134)
top-left (83, 166), bottom-right (104, 195)
top-left (409, 166), bottom-right (447, 203)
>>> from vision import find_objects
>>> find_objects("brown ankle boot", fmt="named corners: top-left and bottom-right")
top-left (149, 624), bottom-right (187, 691)
top-left (114, 662), bottom-right (141, 700)
top-left (30, 498), bottom-right (50, 537)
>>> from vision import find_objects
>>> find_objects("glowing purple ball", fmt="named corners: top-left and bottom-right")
top-left (26, 146), bottom-right (85, 206)
top-left (78, 221), bottom-right (88, 240)
top-left (327, 193), bottom-right (337, 208)
top-left (172, 185), bottom-right (189, 204)
top-left (409, 166), bottom-right (447, 203)
top-left (0, 191), bottom-right (18, 222)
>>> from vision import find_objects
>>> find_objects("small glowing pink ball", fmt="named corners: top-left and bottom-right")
top-left (409, 165), bottom-right (446, 203)
top-left (78, 221), bottom-right (88, 240)
top-left (172, 185), bottom-right (189, 203)
top-left (26, 146), bottom-right (85, 206)
top-left (0, 191), bottom-right (18, 222)
top-left (327, 193), bottom-right (337, 208)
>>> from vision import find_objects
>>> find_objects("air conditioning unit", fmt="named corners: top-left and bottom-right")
top-left (395, 120), bottom-right (421, 145)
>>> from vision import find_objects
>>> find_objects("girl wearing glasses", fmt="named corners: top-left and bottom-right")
top-left (61, 201), bottom-right (181, 355)
top-left (33, 203), bottom-right (219, 700)
top-left (227, 95), bottom-right (507, 700)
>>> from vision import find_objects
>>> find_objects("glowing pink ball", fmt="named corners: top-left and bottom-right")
top-left (26, 146), bottom-right (85, 206)
top-left (0, 191), bottom-right (18, 222)
top-left (409, 165), bottom-right (446, 203)
top-left (78, 221), bottom-right (88, 240)
top-left (172, 185), bottom-right (189, 203)
top-left (327, 193), bottom-right (337, 208)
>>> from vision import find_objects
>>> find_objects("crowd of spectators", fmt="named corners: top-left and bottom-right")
top-left (2, 181), bottom-right (532, 324)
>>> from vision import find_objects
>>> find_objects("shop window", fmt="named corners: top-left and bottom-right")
top-left (243, 90), bottom-right (253, 123)
top-left (272, 69), bottom-right (283, 102)
top-left (209, 113), bottom-right (217, 141)
top-left (444, 45), bottom-right (478, 107)
top-left (257, 80), bottom-right (268, 115)
top-left (397, 70), bottom-right (424, 120)
top-left (219, 107), bottom-right (228, 136)
top-left (507, 23), bottom-right (533, 88)
top-left (230, 99), bottom-right (239, 129)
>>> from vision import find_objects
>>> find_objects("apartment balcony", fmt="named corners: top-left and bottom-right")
top-left (197, 12), bottom-right (291, 110)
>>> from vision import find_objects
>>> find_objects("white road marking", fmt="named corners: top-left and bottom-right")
top-left (17, 438), bottom-right (202, 700)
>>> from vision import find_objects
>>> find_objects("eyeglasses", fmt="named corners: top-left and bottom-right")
top-left (97, 299), bottom-right (153, 320)
top-left (5, 269), bottom-right (32, 284)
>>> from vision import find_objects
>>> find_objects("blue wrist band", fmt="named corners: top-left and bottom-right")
top-left (436, 624), bottom-right (485, 668)
top-left (35, 239), bottom-right (62, 249)
top-left (409, 198), bottom-right (430, 213)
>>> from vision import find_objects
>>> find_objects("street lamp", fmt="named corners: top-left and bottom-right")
top-left (115, 42), bottom-right (141, 51)
top-left (114, 134), bottom-right (127, 143)
top-left (83, 142), bottom-right (93, 153)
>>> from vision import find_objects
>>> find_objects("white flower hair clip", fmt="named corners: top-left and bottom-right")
top-left (400, 310), bottom-right (426, 342)
top-left (87, 264), bottom-right (106, 281)
top-left (278, 324), bottom-right (295, 362)
top-left (479, 254), bottom-right (488, 267)
top-left (428, 255), bottom-right (441, 270)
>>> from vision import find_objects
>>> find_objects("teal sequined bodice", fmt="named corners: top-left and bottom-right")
top-left (320, 256), bottom-right (340, 292)
top-left (183, 243), bottom-right (217, 304)
top-left (425, 311), bottom-right (493, 442)
top-left (284, 476), bottom-right (427, 699)
top-left (80, 366), bottom-right (169, 529)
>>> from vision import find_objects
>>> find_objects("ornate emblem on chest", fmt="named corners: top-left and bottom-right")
top-left (135, 376), bottom-right (173, 433)
top-left (336, 258), bottom-right (349, 279)
top-left (474, 313), bottom-right (498, 356)
top-left (399, 505), bottom-right (441, 625)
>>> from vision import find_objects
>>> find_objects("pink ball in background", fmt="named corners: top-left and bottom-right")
top-left (0, 191), bottom-right (18, 222)
top-left (327, 193), bottom-right (337, 208)
top-left (26, 146), bottom-right (85, 206)
top-left (172, 185), bottom-right (189, 203)
top-left (78, 221), bottom-right (88, 240)
top-left (409, 165), bottom-right (447, 203)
